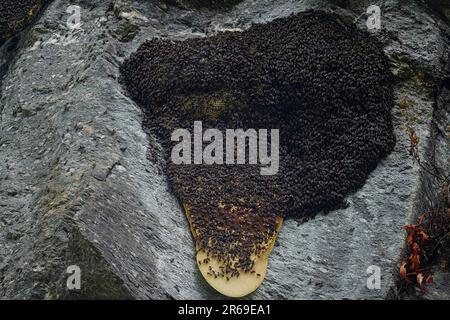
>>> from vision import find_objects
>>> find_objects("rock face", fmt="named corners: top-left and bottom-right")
top-left (0, 0), bottom-right (448, 299)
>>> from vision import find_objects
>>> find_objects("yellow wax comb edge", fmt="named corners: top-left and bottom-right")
top-left (183, 204), bottom-right (283, 298)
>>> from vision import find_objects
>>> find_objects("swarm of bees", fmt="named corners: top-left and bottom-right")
top-left (120, 11), bottom-right (395, 277)
top-left (164, 0), bottom-right (242, 9)
top-left (0, 0), bottom-right (47, 40)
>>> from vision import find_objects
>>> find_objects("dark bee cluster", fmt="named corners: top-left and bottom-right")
top-left (163, 0), bottom-right (242, 9)
top-left (120, 11), bottom-right (395, 276)
top-left (0, 0), bottom-right (47, 40)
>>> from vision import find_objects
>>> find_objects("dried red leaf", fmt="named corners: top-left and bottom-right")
top-left (406, 232), bottom-right (415, 246)
top-left (411, 242), bottom-right (420, 255)
top-left (417, 213), bottom-right (426, 225)
top-left (417, 273), bottom-right (425, 290)
top-left (409, 253), bottom-right (420, 273)
top-left (417, 230), bottom-right (429, 242)
top-left (400, 260), bottom-right (408, 280)
top-left (402, 225), bottom-right (417, 231)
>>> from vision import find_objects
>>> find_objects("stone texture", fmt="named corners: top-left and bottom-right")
top-left (0, 0), bottom-right (448, 299)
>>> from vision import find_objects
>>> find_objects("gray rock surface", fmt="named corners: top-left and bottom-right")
top-left (0, 0), bottom-right (448, 299)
